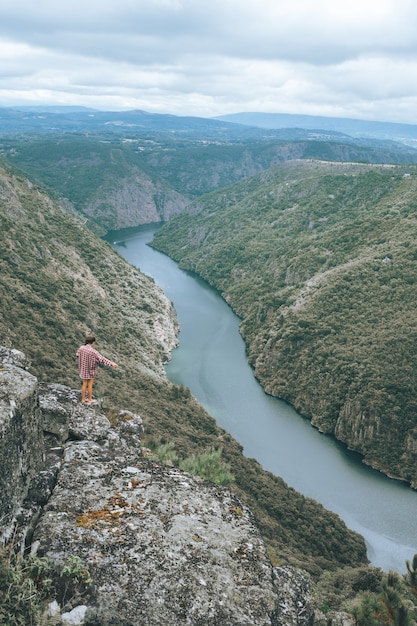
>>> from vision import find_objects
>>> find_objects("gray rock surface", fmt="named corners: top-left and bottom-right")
top-left (1, 347), bottom-right (317, 624)
top-left (0, 349), bottom-right (43, 538)
top-left (39, 382), bottom-right (111, 443)
top-left (0, 346), bottom-right (31, 369)
top-left (33, 404), bottom-right (285, 624)
top-left (273, 567), bottom-right (316, 626)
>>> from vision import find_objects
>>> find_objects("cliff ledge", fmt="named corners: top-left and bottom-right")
top-left (0, 347), bottom-right (317, 626)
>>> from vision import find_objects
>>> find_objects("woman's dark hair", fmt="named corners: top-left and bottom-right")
top-left (84, 335), bottom-right (96, 345)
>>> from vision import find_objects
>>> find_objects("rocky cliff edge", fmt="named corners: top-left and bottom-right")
top-left (0, 346), bottom-right (316, 626)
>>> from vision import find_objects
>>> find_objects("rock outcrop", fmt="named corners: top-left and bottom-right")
top-left (0, 347), bottom-right (43, 541)
top-left (84, 169), bottom-right (192, 230)
top-left (0, 347), bottom-right (316, 625)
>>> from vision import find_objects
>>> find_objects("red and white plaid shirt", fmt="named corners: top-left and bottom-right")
top-left (76, 344), bottom-right (114, 380)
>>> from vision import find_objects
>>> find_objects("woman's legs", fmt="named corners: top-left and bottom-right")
top-left (81, 379), bottom-right (88, 403)
top-left (81, 378), bottom-right (95, 402)
top-left (87, 378), bottom-right (95, 402)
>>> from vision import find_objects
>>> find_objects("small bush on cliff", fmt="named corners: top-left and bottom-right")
top-left (351, 571), bottom-right (414, 625)
top-left (58, 555), bottom-right (92, 609)
top-left (179, 447), bottom-right (235, 485)
top-left (0, 548), bottom-right (94, 625)
top-left (0, 548), bottom-right (53, 625)
top-left (149, 441), bottom-right (179, 466)
top-left (144, 440), bottom-right (235, 485)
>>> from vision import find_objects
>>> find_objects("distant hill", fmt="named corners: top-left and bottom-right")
top-left (215, 112), bottom-right (417, 144)
top-left (151, 159), bottom-right (417, 487)
top-left (3, 131), bottom-right (417, 232)
top-left (1, 105), bottom-right (417, 149)
top-left (0, 106), bottom-right (312, 139)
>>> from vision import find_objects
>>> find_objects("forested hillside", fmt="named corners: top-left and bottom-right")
top-left (0, 136), bottom-right (191, 232)
top-left (0, 158), bottom-right (368, 582)
top-left (5, 134), bottom-right (417, 619)
top-left (2, 131), bottom-right (417, 232)
top-left (151, 159), bottom-right (417, 486)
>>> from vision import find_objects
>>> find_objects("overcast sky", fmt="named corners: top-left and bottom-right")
top-left (1, 0), bottom-right (417, 123)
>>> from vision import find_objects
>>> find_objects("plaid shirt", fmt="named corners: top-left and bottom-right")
top-left (76, 344), bottom-right (114, 379)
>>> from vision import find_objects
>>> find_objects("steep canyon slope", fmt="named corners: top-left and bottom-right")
top-left (2, 131), bottom-right (417, 232)
top-left (151, 159), bottom-right (417, 487)
top-left (0, 159), bottom-right (367, 584)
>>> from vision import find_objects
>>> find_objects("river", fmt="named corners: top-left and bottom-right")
top-left (109, 223), bottom-right (417, 574)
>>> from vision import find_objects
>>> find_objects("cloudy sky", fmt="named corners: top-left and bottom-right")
top-left (1, 0), bottom-right (417, 123)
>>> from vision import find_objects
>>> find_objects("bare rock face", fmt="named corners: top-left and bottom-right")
top-left (273, 567), bottom-right (318, 626)
top-left (0, 348), bottom-right (43, 538)
top-left (84, 171), bottom-right (191, 230)
top-left (33, 406), bottom-right (288, 625)
top-left (39, 382), bottom-right (112, 443)
top-left (0, 346), bottom-right (31, 370)
top-left (0, 347), bottom-right (316, 625)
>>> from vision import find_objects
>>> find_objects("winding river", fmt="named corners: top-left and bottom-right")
top-left (109, 223), bottom-right (417, 574)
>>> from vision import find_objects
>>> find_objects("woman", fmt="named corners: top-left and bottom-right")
top-left (76, 335), bottom-right (118, 404)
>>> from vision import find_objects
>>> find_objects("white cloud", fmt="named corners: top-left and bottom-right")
top-left (1, 0), bottom-right (417, 122)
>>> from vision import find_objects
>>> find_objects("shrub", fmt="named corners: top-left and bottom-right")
top-left (150, 442), bottom-right (179, 466)
top-left (179, 447), bottom-right (235, 485)
top-left (0, 548), bottom-right (53, 625)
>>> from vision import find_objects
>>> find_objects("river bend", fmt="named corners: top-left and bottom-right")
top-left (109, 224), bottom-right (417, 573)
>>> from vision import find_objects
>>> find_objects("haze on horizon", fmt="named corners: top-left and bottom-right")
top-left (1, 0), bottom-right (417, 125)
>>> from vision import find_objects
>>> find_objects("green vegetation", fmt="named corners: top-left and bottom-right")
top-left (179, 446), bottom-right (235, 485)
top-left (0, 135), bottom-right (183, 232)
top-left (5, 152), bottom-right (417, 620)
top-left (2, 132), bottom-right (417, 232)
top-left (0, 549), bottom-right (52, 625)
top-left (0, 548), bottom-right (92, 625)
top-left (0, 159), bottom-right (368, 581)
top-left (148, 442), bottom-right (234, 485)
top-left (151, 160), bottom-right (417, 486)
top-left (315, 565), bottom-right (417, 624)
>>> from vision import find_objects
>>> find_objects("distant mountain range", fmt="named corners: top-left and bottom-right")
top-left (0, 106), bottom-right (308, 140)
top-left (5, 126), bottom-right (417, 234)
top-left (2, 105), bottom-right (417, 147)
top-left (215, 112), bottom-right (417, 143)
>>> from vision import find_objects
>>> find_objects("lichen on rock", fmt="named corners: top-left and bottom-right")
top-left (33, 405), bottom-right (286, 624)
top-left (0, 349), bottom-right (43, 538)
top-left (0, 346), bottom-right (317, 625)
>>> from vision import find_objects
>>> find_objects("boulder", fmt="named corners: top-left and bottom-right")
top-left (273, 566), bottom-right (316, 625)
top-left (39, 382), bottom-right (111, 442)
